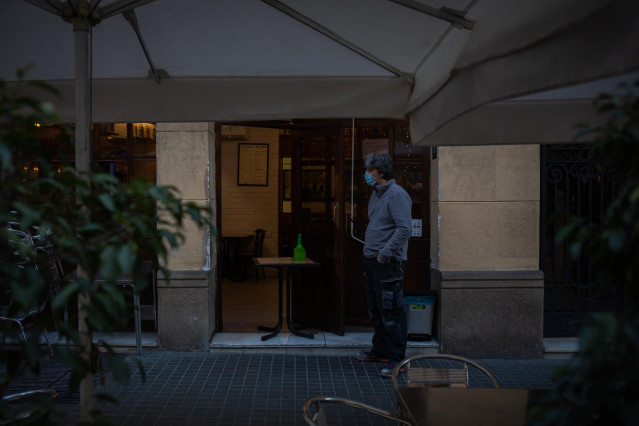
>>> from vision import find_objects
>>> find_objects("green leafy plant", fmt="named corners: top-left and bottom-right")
top-left (530, 81), bottom-right (639, 425)
top-left (0, 71), bottom-right (212, 424)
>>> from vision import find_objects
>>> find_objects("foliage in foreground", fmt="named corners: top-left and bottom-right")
top-left (0, 72), bottom-right (212, 423)
top-left (530, 81), bottom-right (639, 425)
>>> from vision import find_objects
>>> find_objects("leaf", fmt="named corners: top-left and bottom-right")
top-left (159, 228), bottom-right (179, 247)
top-left (0, 142), bottom-right (14, 172)
top-left (99, 245), bottom-right (119, 281)
top-left (148, 186), bottom-right (168, 202)
top-left (77, 222), bottom-right (104, 233)
top-left (54, 216), bottom-right (73, 233)
top-left (555, 221), bottom-right (579, 243)
top-left (12, 201), bottom-right (41, 227)
top-left (98, 193), bottom-right (116, 212)
top-left (117, 245), bottom-right (136, 276)
top-left (52, 282), bottom-right (80, 310)
top-left (92, 173), bottom-right (118, 186)
top-left (605, 228), bottom-right (626, 251)
top-left (569, 240), bottom-right (583, 260)
top-left (107, 354), bottom-right (131, 385)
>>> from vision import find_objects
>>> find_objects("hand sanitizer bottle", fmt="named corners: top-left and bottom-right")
top-left (293, 233), bottom-right (306, 262)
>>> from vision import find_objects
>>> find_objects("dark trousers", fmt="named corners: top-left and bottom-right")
top-left (363, 256), bottom-right (407, 364)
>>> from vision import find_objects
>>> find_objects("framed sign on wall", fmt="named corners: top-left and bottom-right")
top-left (238, 143), bottom-right (269, 186)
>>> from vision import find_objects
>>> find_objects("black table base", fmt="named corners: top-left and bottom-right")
top-left (254, 257), bottom-right (319, 341)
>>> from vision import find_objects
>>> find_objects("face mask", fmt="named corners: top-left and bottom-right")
top-left (364, 172), bottom-right (376, 187)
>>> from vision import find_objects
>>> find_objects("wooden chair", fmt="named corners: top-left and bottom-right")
top-left (237, 228), bottom-right (266, 281)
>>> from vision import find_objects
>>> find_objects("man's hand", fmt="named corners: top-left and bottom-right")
top-left (377, 254), bottom-right (390, 264)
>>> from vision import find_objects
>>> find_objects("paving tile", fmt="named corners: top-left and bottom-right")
top-left (4, 351), bottom-right (574, 425)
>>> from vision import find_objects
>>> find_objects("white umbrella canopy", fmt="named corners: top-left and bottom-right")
top-left (1, 1), bottom-right (637, 420)
top-left (1, 0), bottom-right (638, 145)
top-left (411, 0), bottom-right (639, 145)
top-left (423, 71), bottom-right (639, 146)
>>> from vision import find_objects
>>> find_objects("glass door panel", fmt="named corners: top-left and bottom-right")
top-left (291, 130), bottom-right (343, 334)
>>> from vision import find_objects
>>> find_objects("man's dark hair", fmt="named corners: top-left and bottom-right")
top-left (364, 153), bottom-right (395, 179)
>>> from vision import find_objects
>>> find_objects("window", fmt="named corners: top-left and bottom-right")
top-left (93, 123), bottom-right (157, 183)
top-left (17, 122), bottom-right (157, 185)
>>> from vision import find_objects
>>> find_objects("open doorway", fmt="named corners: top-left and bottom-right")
top-left (216, 120), bottom-right (431, 335)
top-left (217, 124), bottom-right (282, 332)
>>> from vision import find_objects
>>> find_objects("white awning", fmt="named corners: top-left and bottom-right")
top-left (1, 0), bottom-right (637, 145)
top-left (420, 72), bottom-right (639, 146)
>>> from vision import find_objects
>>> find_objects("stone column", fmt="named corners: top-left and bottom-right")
top-left (155, 122), bottom-right (216, 350)
top-left (430, 145), bottom-right (544, 358)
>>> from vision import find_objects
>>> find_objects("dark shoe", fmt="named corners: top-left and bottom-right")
top-left (379, 364), bottom-right (405, 378)
top-left (355, 350), bottom-right (388, 363)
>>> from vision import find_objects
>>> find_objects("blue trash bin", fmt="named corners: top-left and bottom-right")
top-left (403, 292), bottom-right (436, 341)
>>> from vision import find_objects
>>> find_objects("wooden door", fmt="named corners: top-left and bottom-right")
top-left (290, 125), bottom-right (345, 335)
top-left (343, 121), bottom-right (431, 326)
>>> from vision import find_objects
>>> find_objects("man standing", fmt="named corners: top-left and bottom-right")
top-left (355, 153), bottom-right (412, 378)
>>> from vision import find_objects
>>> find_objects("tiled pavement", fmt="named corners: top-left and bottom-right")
top-left (5, 351), bottom-right (572, 425)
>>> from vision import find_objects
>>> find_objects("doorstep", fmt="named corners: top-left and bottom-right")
top-left (20, 332), bottom-right (577, 358)
top-left (41, 331), bottom-right (159, 354)
top-left (543, 337), bottom-right (578, 359)
top-left (209, 332), bottom-right (440, 355)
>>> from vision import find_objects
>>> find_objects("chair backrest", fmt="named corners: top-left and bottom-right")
top-left (35, 246), bottom-right (63, 300)
top-left (5, 223), bottom-right (62, 307)
top-left (5, 226), bottom-right (36, 264)
top-left (406, 364), bottom-right (469, 388)
top-left (396, 354), bottom-right (498, 389)
top-left (303, 396), bottom-right (413, 426)
top-left (2, 226), bottom-right (60, 319)
top-left (253, 229), bottom-right (266, 257)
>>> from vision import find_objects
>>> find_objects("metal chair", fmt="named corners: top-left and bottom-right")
top-left (1, 388), bottom-right (58, 424)
top-left (394, 353), bottom-right (499, 388)
top-left (302, 396), bottom-right (412, 426)
top-left (1, 227), bottom-right (57, 357)
top-left (302, 354), bottom-right (501, 426)
top-left (93, 261), bottom-right (156, 355)
top-left (391, 354), bottom-right (500, 425)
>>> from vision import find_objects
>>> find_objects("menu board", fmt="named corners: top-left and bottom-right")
top-left (238, 143), bottom-right (269, 186)
top-left (361, 139), bottom-right (389, 159)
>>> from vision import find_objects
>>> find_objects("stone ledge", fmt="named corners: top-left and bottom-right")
top-left (157, 269), bottom-right (210, 288)
top-left (438, 269), bottom-right (544, 289)
top-left (156, 122), bottom-right (211, 132)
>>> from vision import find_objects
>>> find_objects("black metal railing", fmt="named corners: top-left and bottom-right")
top-left (540, 143), bottom-right (624, 336)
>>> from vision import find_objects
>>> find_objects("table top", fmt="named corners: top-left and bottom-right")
top-left (253, 257), bottom-right (320, 267)
top-left (397, 387), bottom-right (546, 426)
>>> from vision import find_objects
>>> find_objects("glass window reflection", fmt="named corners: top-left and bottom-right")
top-left (394, 126), bottom-right (423, 159)
top-left (395, 165), bottom-right (423, 197)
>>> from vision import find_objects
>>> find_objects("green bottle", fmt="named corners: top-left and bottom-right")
top-left (293, 233), bottom-right (306, 262)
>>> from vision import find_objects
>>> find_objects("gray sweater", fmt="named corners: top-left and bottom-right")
top-left (363, 179), bottom-right (412, 261)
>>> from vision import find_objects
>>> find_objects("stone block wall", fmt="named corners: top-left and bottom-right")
top-left (155, 122), bottom-right (215, 350)
top-left (220, 127), bottom-right (280, 257)
top-left (430, 144), bottom-right (543, 358)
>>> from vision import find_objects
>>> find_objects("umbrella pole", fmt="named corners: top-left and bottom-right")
top-left (74, 21), bottom-right (94, 422)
